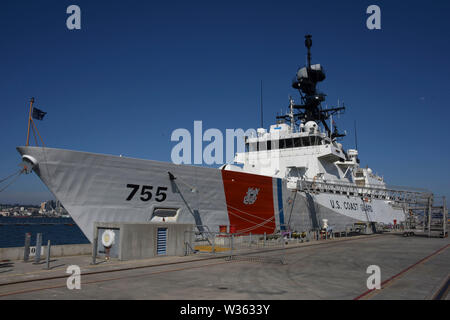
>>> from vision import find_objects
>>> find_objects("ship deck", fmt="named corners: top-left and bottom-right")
top-left (0, 233), bottom-right (448, 300)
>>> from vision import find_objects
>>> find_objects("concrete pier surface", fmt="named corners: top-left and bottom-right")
top-left (0, 234), bottom-right (448, 300)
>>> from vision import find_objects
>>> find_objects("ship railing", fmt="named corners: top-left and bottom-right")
top-left (297, 179), bottom-right (432, 204)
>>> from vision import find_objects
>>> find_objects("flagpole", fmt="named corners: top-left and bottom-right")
top-left (26, 97), bottom-right (35, 146)
top-left (31, 118), bottom-right (46, 147)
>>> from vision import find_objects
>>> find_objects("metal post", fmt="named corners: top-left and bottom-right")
top-left (45, 240), bottom-right (51, 269)
top-left (427, 196), bottom-right (433, 238)
top-left (23, 233), bottom-right (31, 262)
top-left (184, 231), bottom-right (187, 256)
top-left (442, 196), bottom-right (447, 238)
top-left (249, 232), bottom-right (252, 247)
top-left (422, 201), bottom-right (426, 233)
top-left (91, 236), bottom-right (98, 265)
top-left (33, 233), bottom-right (42, 264)
top-left (230, 234), bottom-right (234, 257)
top-left (211, 233), bottom-right (215, 254)
top-left (264, 232), bottom-right (266, 247)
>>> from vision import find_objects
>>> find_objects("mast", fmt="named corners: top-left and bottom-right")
top-left (289, 96), bottom-right (295, 132)
top-left (276, 35), bottom-right (346, 139)
top-left (26, 97), bottom-right (35, 146)
top-left (260, 80), bottom-right (263, 129)
top-left (305, 34), bottom-right (312, 68)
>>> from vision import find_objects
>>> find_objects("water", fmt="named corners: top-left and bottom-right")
top-left (0, 217), bottom-right (90, 248)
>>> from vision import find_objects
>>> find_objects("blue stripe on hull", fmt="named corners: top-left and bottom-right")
top-left (277, 178), bottom-right (285, 231)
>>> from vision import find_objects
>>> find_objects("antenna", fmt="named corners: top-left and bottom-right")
top-left (260, 80), bottom-right (263, 128)
top-left (289, 96), bottom-right (295, 131)
top-left (354, 120), bottom-right (358, 150)
top-left (305, 35), bottom-right (312, 68)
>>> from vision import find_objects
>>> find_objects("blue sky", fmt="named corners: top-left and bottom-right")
top-left (1, 0), bottom-right (450, 204)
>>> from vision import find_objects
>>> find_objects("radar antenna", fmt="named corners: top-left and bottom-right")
top-left (277, 35), bottom-right (346, 139)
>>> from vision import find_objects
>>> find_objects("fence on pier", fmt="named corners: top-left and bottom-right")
top-left (184, 229), bottom-right (287, 264)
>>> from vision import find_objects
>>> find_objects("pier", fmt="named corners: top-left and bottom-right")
top-left (0, 233), bottom-right (448, 300)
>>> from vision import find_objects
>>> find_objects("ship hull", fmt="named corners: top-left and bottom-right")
top-left (17, 146), bottom-right (404, 242)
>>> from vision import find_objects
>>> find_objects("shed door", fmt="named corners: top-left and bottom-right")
top-left (156, 228), bottom-right (168, 255)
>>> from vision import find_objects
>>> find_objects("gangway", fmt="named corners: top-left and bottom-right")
top-left (402, 196), bottom-right (448, 238)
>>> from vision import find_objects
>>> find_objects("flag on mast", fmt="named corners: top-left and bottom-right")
top-left (32, 107), bottom-right (47, 120)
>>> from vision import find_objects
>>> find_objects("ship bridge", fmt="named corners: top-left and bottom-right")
top-left (244, 122), bottom-right (329, 153)
top-left (233, 120), bottom-right (350, 181)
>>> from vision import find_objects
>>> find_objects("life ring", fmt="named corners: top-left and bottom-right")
top-left (101, 229), bottom-right (115, 247)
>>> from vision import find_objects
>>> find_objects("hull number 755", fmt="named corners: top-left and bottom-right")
top-left (126, 184), bottom-right (168, 202)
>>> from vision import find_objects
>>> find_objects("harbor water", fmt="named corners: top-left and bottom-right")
top-left (0, 217), bottom-right (89, 248)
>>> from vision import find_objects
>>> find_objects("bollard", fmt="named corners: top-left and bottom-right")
top-left (249, 232), bottom-right (252, 247)
top-left (45, 240), bottom-right (51, 270)
top-left (23, 233), bottom-right (31, 262)
top-left (264, 232), bottom-right (266, 247)
top-left (33, 233), bottom-right (42, 264)
top-left (211, 234), bottom-right (215, 254)
top-left (230, 234), bottom-right (234, 257)
top-left (91, 236), bottom-right (98, 265)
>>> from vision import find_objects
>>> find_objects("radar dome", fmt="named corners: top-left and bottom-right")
top-left (304, 121), bottom-right (318, 133)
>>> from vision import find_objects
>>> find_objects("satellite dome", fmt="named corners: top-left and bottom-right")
top-left (304, 121), bottom-right (318, 133)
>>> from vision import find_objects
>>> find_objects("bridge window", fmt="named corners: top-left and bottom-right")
top-left (285, 138), bottom-right (293, 148)
top-left (245, 136), bottom-right (322, 152)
